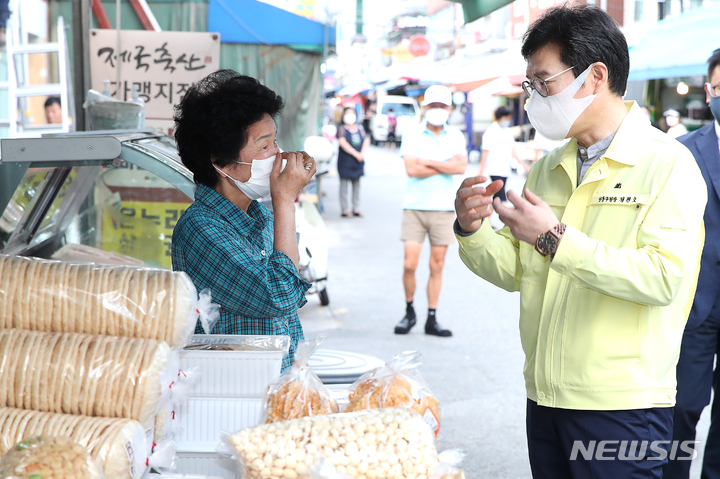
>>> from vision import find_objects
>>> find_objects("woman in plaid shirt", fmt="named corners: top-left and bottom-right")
top-left (171, 70), bottom-right (316, 370)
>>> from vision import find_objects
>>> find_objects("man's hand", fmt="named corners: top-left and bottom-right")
top-left (493, 189), bottom-right (559, 244)
top-left (455, 176), bottom-right (504, 233)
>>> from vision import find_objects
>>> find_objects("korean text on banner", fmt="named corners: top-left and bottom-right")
top-left (89, 30), bottom-right (221, 121)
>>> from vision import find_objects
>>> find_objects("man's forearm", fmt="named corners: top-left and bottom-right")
top-left (423, 158), bottom-right (467, 175)
top-left (408, 163), bottom-right (441, 178)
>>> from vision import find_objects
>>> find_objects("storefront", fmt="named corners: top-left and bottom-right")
top-left (627, 3), bottom-right (720, 131)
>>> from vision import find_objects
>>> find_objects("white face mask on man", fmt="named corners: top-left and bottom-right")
top-left (425, 108), bottom-right (450, 126)
top-left (524, 65), bottom-right (597, 141)
top-left (665, 115), bottom-right (680, 127)
top-left (214, 154), bottom-right (276, 200)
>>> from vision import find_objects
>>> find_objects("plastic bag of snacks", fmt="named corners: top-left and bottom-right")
top-left (0, 408), bottom-right (148, 479)
top-left (344, 351), bottom-right (441, 436)
top-left (0, 254), bottom-right (220, 348)
top-left (227, 407), bottom-right (440, 479)
top-left (262, 337), bottom-right (338, 423)
top-left (0, 329), bottom-right (177, 428)
top-left (0, 435), bottom-right (106, 479)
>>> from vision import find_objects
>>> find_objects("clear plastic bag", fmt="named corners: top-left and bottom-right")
top-left (262, 337), bottom-right (338, 423)
top-left (344, 351), bottom-right (441, 436)
top-left (0, 254), bottom-right (220, 348)
top-left (0, 435), bottom-right (106, 479)
top-left (430, 450), bottom-right (467, 479)
top-left (0, 408), bottom-right (149, 479)
top-left (225, 407), bottom-right (440, 479)
top-left (0, 329), bottom-right (175, 427)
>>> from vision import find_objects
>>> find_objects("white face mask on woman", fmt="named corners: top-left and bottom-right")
top-left (425, 108), bottom-right (450, 126)
top-left (524, 65), bottom-right (597, 141)
top-left (214, 154), bottom-right (276, 200)
top-left (343, 113), bottom-right (357, 125)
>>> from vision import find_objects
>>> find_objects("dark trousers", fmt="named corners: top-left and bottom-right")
top-left (664, 294), bottom-right (720, 479)
top-left (490, 175), bottom-right (508, 202)
top-left (527, 399), bottom-right (674, 479)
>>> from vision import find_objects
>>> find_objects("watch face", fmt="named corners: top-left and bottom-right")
top-left (538, 234), bottom-right (558, 254)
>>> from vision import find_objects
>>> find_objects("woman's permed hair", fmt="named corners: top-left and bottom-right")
top-left (173, 70), bottom-right (284, 188)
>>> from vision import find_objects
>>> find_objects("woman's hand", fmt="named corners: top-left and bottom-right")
top-left (270, 151), bottom-right (316, 206)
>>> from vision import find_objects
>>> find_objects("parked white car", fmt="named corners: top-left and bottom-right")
top-left (369, 95), bottom-right (421, 146)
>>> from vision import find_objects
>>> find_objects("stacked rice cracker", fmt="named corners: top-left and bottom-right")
top-left (0, 254), bottom-right (199, 479)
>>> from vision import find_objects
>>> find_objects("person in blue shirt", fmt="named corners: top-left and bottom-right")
top-left (171, 70), bottom-right (315, 370)
top-left (394, 85), bottom-right (468, 337)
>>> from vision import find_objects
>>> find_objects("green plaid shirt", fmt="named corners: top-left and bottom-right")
top-left (171, 184), bottom-right (309, 371)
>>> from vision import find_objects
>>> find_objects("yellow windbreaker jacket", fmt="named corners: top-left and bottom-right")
top-left (457, 102), bottom-right (707, 410)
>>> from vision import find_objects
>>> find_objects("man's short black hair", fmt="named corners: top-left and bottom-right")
top-left (44, 96), bottom-right (61, 108)
top-left (173, 69), bottom-right (284, 188)
top-left (521, 4), bottom-right (629, 97)
top-left (708, 48), bottom-right (720, 79)
top-left (494, 106), bottom-right (512, 120)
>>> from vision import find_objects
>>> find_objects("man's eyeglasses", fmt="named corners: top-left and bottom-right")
top-left (706, 82), bottom-right (720, 98)
top-left (522, 66), bottom-right (575, 98)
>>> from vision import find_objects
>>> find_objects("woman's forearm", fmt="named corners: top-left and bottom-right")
top-left (338, 137), bottom-right (359, 157)
top-left (272, 200), bottom-right (300, 268)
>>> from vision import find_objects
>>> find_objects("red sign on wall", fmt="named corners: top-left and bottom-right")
top-left (409, 35), bottom-right (431, 57)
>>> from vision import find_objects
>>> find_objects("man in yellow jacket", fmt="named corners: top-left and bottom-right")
top-left (454, 5), bottom-right (707, 479)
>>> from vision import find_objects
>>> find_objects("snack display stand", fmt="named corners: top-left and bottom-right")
top-left (0, 131), bottom-right (398, 479)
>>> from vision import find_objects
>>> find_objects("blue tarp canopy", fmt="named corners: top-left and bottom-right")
top-left (209, 0), bottom-right (336, 46)
top-left (628, 4), bottom-right (720, 81)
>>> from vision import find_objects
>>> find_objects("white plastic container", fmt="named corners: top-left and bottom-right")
top-left (175, 445), bottom-right (237, 479)
top-left (176, 397), bottom-right (264, 444)
top-left (180, 335), bottom-right (287, 398)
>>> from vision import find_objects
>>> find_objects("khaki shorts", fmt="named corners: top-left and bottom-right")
top-left (400, 209), bottom-right (457, 246)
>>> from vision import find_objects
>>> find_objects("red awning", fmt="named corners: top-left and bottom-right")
top-left (449, 77), bottom-right (499, 93)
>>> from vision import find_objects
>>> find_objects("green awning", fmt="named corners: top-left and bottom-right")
top-left (447, 0), bottom-right (515, 23)
top-left (628, 4), bottom-right (720, 81)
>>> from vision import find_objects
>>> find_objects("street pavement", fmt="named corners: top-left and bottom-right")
top-left (298, 143), bottom-right (710, 478)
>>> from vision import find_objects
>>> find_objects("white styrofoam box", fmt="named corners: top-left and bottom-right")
top-left (176, 397), bottom-right (264, 444)
top-left (176, 445), bottom-right (237, 479)
top-left (180, 336), bottom-right (286, 398)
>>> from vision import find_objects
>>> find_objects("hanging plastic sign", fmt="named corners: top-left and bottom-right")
top-left (89, 29), bottom-right (221, 123)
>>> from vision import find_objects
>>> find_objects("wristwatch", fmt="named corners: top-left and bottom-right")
top-left (535, 223), bottom-right (566, 258)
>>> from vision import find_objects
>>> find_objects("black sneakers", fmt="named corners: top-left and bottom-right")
top-left (425, 321), bottom-right (452, 337)
top-left (394, 314), bottom-right (417, 334)
top-left (395, 309), bottom-right (452, 337)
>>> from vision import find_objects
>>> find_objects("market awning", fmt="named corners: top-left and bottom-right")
top-left (336, 82), bottom-right (375, 97)
top-left (447, 0), bottom-right (516, 23)
top-left (371, 43), bottom-right (526, 88)
top-left (208, 0), bottom-right (336, 47)
top-left (449, 77), bottom-right (498, 93)
top-left (628, 4), bottom-right (720, 81)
